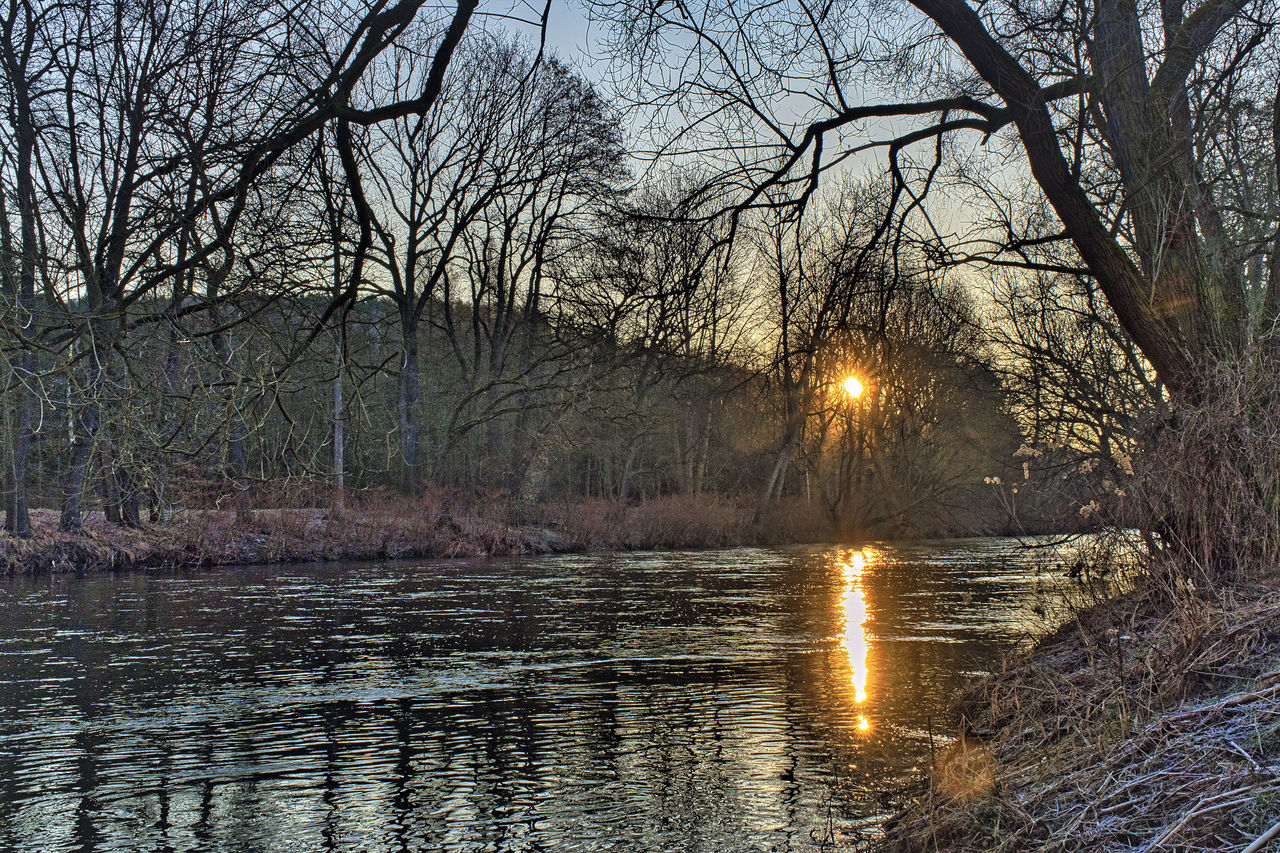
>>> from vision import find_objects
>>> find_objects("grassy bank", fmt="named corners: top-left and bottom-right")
top-left (0, 492), bottom-right (836, 574)
top-left (882, 577), bottom-right (1280, 852)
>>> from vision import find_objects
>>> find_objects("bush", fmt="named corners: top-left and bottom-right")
top-left (1131, 350), bottom-right (1280, 591)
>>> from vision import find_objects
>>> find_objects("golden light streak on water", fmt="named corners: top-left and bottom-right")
top-left (840, 549), bottom-right (872, 730)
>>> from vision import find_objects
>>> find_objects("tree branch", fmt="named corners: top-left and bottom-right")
top-left (909, 0), bottom-right (1192, 389)
top-left (1150, 0), bottom-right (1247, 102)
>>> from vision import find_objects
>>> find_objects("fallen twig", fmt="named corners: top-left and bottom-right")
top-left (1242, 816), bottom-right (1280, 853)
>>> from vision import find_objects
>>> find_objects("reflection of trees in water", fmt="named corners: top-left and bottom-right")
top-left (72, 730), bottom-right (100, 851)
top-left (355, 679), bottom-right (817, 848)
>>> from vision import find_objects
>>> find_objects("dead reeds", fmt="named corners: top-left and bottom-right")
top-left (882, 581), bottom-right (1280, 852)
top-left (1, 489), bottom-right (841, 574)
top-left (535, 493), bottom-right (835, 552)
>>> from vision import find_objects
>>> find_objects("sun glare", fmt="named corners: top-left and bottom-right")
top-left (843, 376), bottom-right (864, 398)
top-left (841, 549), bottom-right (871, 726)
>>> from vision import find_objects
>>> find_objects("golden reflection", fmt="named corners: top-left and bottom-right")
top-left (839, 548), bottom-right (873, 731)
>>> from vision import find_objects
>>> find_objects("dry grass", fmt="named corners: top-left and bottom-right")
top-left (536, 494), bottom-right (835, 551)
top-left (882, 580), bottom-right (1280, 852)
top-left (1, 490), bottom-right (839, 573)
top-left (0, 489), bottom-right (555, 574)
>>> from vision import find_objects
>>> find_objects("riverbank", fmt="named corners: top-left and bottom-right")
top-left (881, 577), bottom-right (1280, 852)
top-left (0, 492), bottom-right (834, 574)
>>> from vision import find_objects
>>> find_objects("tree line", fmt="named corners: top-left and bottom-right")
top-left (6, 0), bottom-right (1261, 549)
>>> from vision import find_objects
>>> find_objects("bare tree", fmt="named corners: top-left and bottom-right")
top-left (988, 269), bottom-right (1158, 457)
top-left (0, 0), bottom-right (497, 529)
top-left (593, 0), bottom-right (1279, 394)
top-left (0, 0), bottom-right (48, 535)
top-left (749, 182), bottom-right (908, 509)
top-left (563, 173), bottom-right (752, 500)
top-left (350, 34), bottom-right (623, 491)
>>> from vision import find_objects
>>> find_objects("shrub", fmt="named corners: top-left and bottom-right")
top-left (1131, 350), bottom-right (1280, 591)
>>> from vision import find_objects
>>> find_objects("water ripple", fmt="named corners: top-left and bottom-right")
top-left (0, 538), bottom-right (1087, 851)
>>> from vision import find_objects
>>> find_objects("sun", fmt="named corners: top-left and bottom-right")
top-left (843, 376), bottom-right (864, 398)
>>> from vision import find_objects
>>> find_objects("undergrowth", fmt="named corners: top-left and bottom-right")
top-left (0, 491), bottom-right (839, 573)
top-left (882, 575), bottom-right (1280, 852)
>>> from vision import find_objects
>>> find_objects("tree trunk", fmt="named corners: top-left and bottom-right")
top-left (1, 51), bottom-right (39, 538)
top-left (60, 396), bottom-right (101, 533)
top-left (209, 308), bottom-right (250, 520)
top-left (519, 443), bottom-right (552, 506)
top-left (618, 445), bottom-right (638, 503)
top-left (4, 353), bottom-right (36, 537)
top-left (333, 330), bottom-right (346, 511)
top-left (104, 441), bottom-right (141, 528)
top-left (759, 414), bottom-right (805, 513)
top-left (99, 439), bottom-right (121, 524)
top-left (484, 380), bottom-right (508, 492)
top-left (397, 317), bottom-right (421, 492)
top-left (693, 408), bottom-right (713, 496)
top-left (227, 420), bottom-right (250, 522)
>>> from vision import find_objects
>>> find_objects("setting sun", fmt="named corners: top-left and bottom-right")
top-left (843, 376), bottom-right (864, 398)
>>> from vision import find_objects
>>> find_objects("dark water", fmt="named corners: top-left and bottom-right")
top-left (0, 539), bottom-right (1085, 851)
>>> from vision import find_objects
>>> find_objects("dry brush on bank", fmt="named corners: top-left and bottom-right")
top-left (882, 579), bottom-right (1280, 852)
top-left (0, 495), bottom-right (552, 574)
top-left (0, 492), bottom-right (841, 574)
top-left (537, 494), bottom-right (835, 552)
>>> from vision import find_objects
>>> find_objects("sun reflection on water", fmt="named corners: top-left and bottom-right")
top-left (840, 548), bottom-right (873, 732)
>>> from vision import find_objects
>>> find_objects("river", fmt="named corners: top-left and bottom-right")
top-left (0, 538), bottom-right (1088, 851)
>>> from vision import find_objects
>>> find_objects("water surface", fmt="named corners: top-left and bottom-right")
top-left (0, 539), bottom-right (1082, 851)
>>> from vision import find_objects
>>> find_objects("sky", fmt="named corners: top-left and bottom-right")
top-left (483, 0), bottom-right (1013, 284)
top-left (484, 0), bottom-right (596, 67)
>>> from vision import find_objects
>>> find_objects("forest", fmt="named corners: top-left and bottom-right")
top-left (0, 0), bottom-right (1180, 559)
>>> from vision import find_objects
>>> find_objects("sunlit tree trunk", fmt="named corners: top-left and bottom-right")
top-left (761, 417), bottom-right (804, 505)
